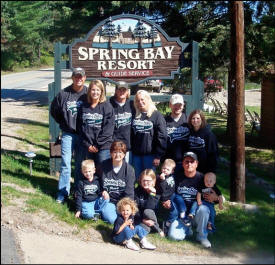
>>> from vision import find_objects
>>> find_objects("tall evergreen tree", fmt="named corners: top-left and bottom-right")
top-left (133, 19), bottom-right (147, 48)
top-left (149, 25), bottom-right (158, 47)
top-left (101, 16), bottom-right (117, 48)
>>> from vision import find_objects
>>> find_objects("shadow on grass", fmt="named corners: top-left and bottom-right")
top-left (1, 149), bottom-right (50, 174)
top-left (1, 149), bottom-right (57, 199)
top-left (1, 134), bottom-right (49, 151)
top-left (3, 117), bottom-right (48, 128)
top-left (94, 224), bottom-right (113, 243)
top-left (1, 88), bottom-right (49, 107)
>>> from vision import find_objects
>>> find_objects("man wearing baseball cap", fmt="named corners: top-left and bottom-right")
top-left (163, 94), bottom-right (189, 174)
top-left (50, 67), bottom-right (87, 203)
top-left (164, 151), bottom-right (219, 248)
top-left (109, 81), bottom-right (135, 163)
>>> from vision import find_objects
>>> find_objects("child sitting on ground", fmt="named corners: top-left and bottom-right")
top-left (156, 159), bottom-right (176, 233)
top-left (75, 159), bottom-right (105, 220)
top-left (112, 197), bottom-right (156, 251)
top-left (194, 172), bottom-right (224, 231)
top-left (135, 169), bottom-right (165, 237)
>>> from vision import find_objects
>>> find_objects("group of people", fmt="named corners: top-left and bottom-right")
top-left (50, 67), bottom-right (222, 251)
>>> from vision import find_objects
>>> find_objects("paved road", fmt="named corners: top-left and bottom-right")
top-left (1, 226), bottom-right (22, 264)
top-left (1, 68), bottom-right (72, 106)
top-left (1, 68), bottom-right (72, 90)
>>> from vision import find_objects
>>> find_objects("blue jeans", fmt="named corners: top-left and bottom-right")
top-left (132, 154), bottom-right (155, 180)
top-left (168, 204), bottom-right (210, 241)
top-left (167, 194), bottom-right (186, 223)
top-left (189, 201), bottom-right (198, 216)
top-left (86, 149), bottom-right (111, 166)
top-left (100, 200), bottom-right (117, 224)
top-left (202, 201), bottom-right (216, 231)
top-left (113, 225), bottom-right (148, 244)
top-left (57, 132), bottom-right (84, 200)
top-left (81, 197), bottom-right (108, 219)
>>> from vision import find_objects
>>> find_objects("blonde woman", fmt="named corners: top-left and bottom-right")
top-left (131, 90), bottom-right (167, 178)
top-left (78, 80), bottom-right (115, 165)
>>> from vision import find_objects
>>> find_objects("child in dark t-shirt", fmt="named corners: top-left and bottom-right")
top-left (157, 159), bottom-right (176, 203)
top-left (112, 197), bottom-right (156, 251)
top-left (75, 159), bottom-right (103, 220)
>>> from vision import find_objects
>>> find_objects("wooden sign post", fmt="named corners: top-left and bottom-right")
top-left (48, 14), bottom-right (204, 176)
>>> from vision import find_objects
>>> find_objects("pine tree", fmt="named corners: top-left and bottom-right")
top-left (149, 25), bottom-right (158, 47)
top-left (133, 19), bottom-right (147, 48)
top-left (101, 16), bottom-right (117, 48)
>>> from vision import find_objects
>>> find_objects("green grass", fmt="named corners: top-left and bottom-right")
top-left (1, 106), bottom-right (274, 256)
top-left (245, 105), bottom-right (261, 115)
top-left (245, 82), bottom-right (261, 90)
top-left (205, 112), bottom-right (274, 185)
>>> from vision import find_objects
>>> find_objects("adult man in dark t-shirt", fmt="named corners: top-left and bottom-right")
top-left (50, 67), bottom-right (87, 203)
top-left (165, 152), bottom-right (219, 248)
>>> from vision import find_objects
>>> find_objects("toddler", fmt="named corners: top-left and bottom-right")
top-left (195, 172), bottom-right (223, 231)
top-left (157, 159), bottom-right (176, 202)
top-left (112, 197), bottom-right (156, 251)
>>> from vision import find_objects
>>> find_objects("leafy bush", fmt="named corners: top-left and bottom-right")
top-left (40, 55), bottom-right (53, 66)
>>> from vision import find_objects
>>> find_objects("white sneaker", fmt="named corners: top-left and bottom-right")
top-left (140, 237), bottom-right (156, 250)
top-left (197, 237), bottom-right (211, 248)
top-left (180, 212), bottom-right (185, 219)
top-left (125, 239), bottom-right (140, 251)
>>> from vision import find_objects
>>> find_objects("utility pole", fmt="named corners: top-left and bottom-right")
top-left (229, 1), bottom-right (246, 202)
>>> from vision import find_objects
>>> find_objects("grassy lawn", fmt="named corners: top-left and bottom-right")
top-left (245, 82), bottom-right (261, 90)
top-left (1, 106), bottom-right (274, 256)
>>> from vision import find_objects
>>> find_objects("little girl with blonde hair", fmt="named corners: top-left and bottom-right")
top-left (112, 197), bottom-right (156, 251)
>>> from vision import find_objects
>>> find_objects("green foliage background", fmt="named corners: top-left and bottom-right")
top-left (1, 1), bottom-right (274, 81)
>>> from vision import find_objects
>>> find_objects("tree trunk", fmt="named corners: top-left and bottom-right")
top-left (229, 1), bottom-right (246, 203)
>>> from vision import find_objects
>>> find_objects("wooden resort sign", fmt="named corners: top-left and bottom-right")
top-left (70, 14), bottom-right (185, 85)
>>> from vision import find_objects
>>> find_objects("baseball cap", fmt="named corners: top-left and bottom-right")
top-left (72, 67), bottom-right (85, 77)
top-left (183, 151), bottom-right (198, 161)
top-left (170, 94), bottom-right (184, 105)
top-left (116, 81), bottom-right (129, 90)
